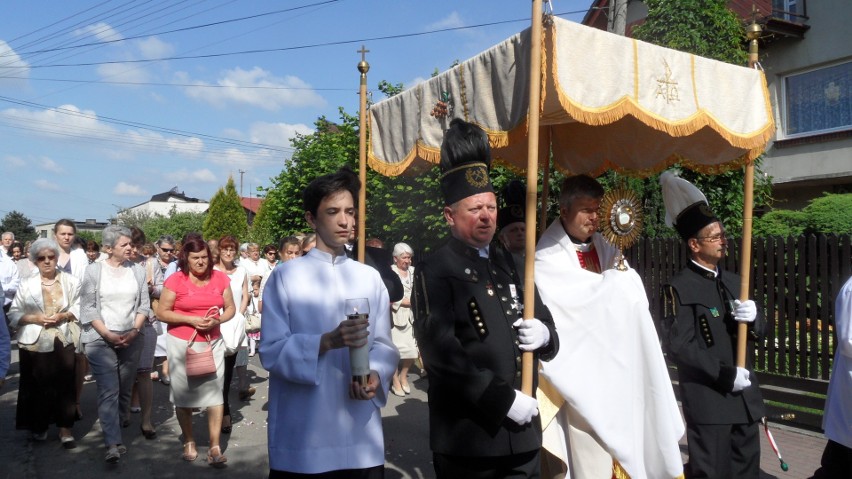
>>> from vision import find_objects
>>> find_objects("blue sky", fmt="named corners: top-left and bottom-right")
top-left (0, 0), bottom-right (592, 226)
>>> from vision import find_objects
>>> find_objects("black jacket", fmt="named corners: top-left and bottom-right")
top-left (346, 244), bottom-right (404, 303)
top-left (412, 237), bottom-right (558, 456)
top-left (664, 261), bottom-right (765, 425)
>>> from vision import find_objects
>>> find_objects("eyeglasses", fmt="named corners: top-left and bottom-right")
top-left (160, 248), bottom-right (174, 252)
top-left (37, 255), bottom-right (57, 262)
top-left (697, 232), bottom-right (727, 243)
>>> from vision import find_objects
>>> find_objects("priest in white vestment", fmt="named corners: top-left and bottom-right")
top-left (535, 175), bottom-right (684, 479)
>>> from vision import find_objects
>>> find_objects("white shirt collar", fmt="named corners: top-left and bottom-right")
top-left (690, 259), bottom-right (718, 277)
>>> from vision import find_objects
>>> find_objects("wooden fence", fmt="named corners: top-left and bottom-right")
top-left (625, 233), bottom-right (852, 430)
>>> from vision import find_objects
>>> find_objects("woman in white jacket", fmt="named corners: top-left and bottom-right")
top-left (8, 238), bottom-right (81, 448)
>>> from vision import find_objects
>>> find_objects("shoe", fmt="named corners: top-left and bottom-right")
top-left (130, 406), bottom-right (141, 413)
top-left (31, 431), bottom-right (48, 441)
top-left (221, 415), bottom-right (232, 434)
top-left (182, 442), bottom-right (197, 462)
top-left (105, 447), bottom-right (121, 464)
top-left (84, 374), bottom-right (94, 382)
top-left (140, 426), bottom-right (157, 440)
top-left (238, 387), bottom-right (256, 401)
top-left (160, 374), bottom-right (171, 385)
top-left (61, 436), bottom-right (76, 449)
top-left (207, 445), bottom-right (227, 468)
top-left (117, 444), bottom-right (127, 455)
top-left (390, 386), bottom-right (405, 397)
top-left (401, 383), bottom-right (411, 394)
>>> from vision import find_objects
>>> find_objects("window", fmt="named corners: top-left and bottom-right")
top-left (772, 0), bottom-right (804, 22)
top-left (783, 61), bottom-right (852, 138)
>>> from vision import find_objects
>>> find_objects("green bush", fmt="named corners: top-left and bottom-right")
top-left (804, 193), bottom-right (852, 234)
top-left (754, 209), bottom-right (807, 236)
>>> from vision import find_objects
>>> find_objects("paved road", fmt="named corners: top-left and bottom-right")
top-left (0, 346), bottom-right (827, 478)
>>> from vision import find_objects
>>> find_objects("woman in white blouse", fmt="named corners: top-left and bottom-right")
top-left (80, 225), bottom-right (150, 464)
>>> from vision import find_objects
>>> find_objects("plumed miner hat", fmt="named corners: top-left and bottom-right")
top-left (660, 170), bottom-right (719, 240)
top-left (440, 118), bottom-right (494, 205)
top-left (498, 179), bottom-right (526, 230)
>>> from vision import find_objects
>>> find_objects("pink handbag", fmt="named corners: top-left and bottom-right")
top-left (185, 329), bottom-right (216, 377)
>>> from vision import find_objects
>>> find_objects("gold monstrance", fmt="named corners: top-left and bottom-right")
top-left (598, 185), bottom-right (643, 271)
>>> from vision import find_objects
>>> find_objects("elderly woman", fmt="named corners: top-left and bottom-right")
top-left (214, 236), bottom-right (253, 434)
top-left (80, 225), bottom-right (150, 463)
top-left (8, 238), bottom-right (81, 448)
top-left (157, 236), bottom-right (235, 467)
top-left (390, 242), bottom-right (418, 397)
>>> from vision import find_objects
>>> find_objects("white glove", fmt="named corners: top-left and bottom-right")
top-left (733, 299), bottom-right (757, 323)
top-left (513, 318), bottom-right (550, 351)
top-left (506, 390), bottom-right (539, 425)
top-left (732, 367), bottom-right (751, 392)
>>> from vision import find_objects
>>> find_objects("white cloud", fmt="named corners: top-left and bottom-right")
top-left (96, 62), bottom-right (151, 83)
top-left (39, 157), bottom-right (64, 174)
top-left (0, 40), bottom-right (30, 82)
top-left (0, 104), bottom-right (206, 159)
top-left (168, 168), bottom-right (218, 183)
top-left (427, 12), bottom-right (464, 30)
top-left (136, 36), bottom-right (174, 59)
top-left (178, 67), bottom-right (326, 111)
top-left (74, 22), bottom-right (123, 43)
top-left (247, 121), bottom-right (313, 148)
top-left (3, 155), bottom-right (26, 167)
top-left (35, 179), bottom-right (61, 191)
top-left (113, 182), bottom-right (146, 196)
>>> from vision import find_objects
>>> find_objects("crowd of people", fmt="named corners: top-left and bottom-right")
top-left (0, 119), bottom-right (849, 478)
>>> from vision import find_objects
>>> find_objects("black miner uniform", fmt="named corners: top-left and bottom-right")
top-left (663, 261), bottom-right (766, 478)
top-left (412, 237), bottom-right (559, 468)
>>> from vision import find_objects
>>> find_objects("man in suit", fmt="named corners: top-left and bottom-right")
top-left (412, 118), bottom-right (559, 478)
top-left (661, 171), bottom-right (765, 478)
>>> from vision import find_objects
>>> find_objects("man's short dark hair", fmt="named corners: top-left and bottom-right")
top-left (558, 174), bottom-right (605, 209)
top-left (303, 166), bottom-right (360, 217)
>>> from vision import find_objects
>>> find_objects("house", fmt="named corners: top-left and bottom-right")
top-left (241, 196), bottom-right (263, 225)
top-left (581, 0), bottom-right (852, 210)
top-left (35, 218), bottom-right (111, 239)
top-left (121, 187), bottom-right (209, 217)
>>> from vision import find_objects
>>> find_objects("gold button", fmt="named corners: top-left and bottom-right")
top-left (501, 297), bottom-right (507, 302)
top-left (480, 329), bottom-right (486, 335)
top-left (469, 302), bottom-right (475, 308)
top-left (497, 284), bottom-right (503, 289)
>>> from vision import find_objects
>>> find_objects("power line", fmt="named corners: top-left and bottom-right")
top-left (0, 76), bottom-right (351, 91)
top-left (2, 0), bottom-right (342, 59)
top-left (9, 11), bottom-right (587, 70)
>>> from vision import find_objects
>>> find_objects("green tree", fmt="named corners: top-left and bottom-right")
top-left (633, 0), bottom-right (748, 65)
top-left (0, 210), bottom-right (38, 242)
top-left (143, 209), bottom-right (206, 243)
top-left (203, 176), bottom-right (248, 241)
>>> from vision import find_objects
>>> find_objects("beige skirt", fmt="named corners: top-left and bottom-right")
top-left (166, 333), bottom-right (225, 408)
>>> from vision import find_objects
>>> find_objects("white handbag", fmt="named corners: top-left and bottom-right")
top-left (220, 309), bottom-right (247, 355)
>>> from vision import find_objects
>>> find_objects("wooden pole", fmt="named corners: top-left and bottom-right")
top-left (737, 22), bottom-right (762, 368)
top-left (357, 46), bottom-right (370, 263)
top-left (522, 0), bottom-right (543, 396)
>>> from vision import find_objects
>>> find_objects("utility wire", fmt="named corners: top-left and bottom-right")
top-left (2, 0), bottom-right (342, 58)
top-left (8, 11), bottom-right (587, 70)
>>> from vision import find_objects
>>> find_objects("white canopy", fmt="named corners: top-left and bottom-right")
top-left (368, 17), bottom-right (773, 177)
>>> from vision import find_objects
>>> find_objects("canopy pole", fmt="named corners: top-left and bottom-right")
top-left (737, 21), bottom-right (762, 368)
top-left (522, 0), bottom-right (544, 396)
top-left (357, 46), bottom-right (370, 263)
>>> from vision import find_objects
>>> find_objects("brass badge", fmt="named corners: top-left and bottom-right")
top-left (465, 166), bottom-right (490, 188)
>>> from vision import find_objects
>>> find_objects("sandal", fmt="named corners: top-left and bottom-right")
top-left (207, 445), bottom-right (227, 468)
top-left (182, 442), bottom-right (198, 462)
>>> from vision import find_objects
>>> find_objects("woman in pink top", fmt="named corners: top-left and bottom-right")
top-left (156, 235), bottom-right (235, 468)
